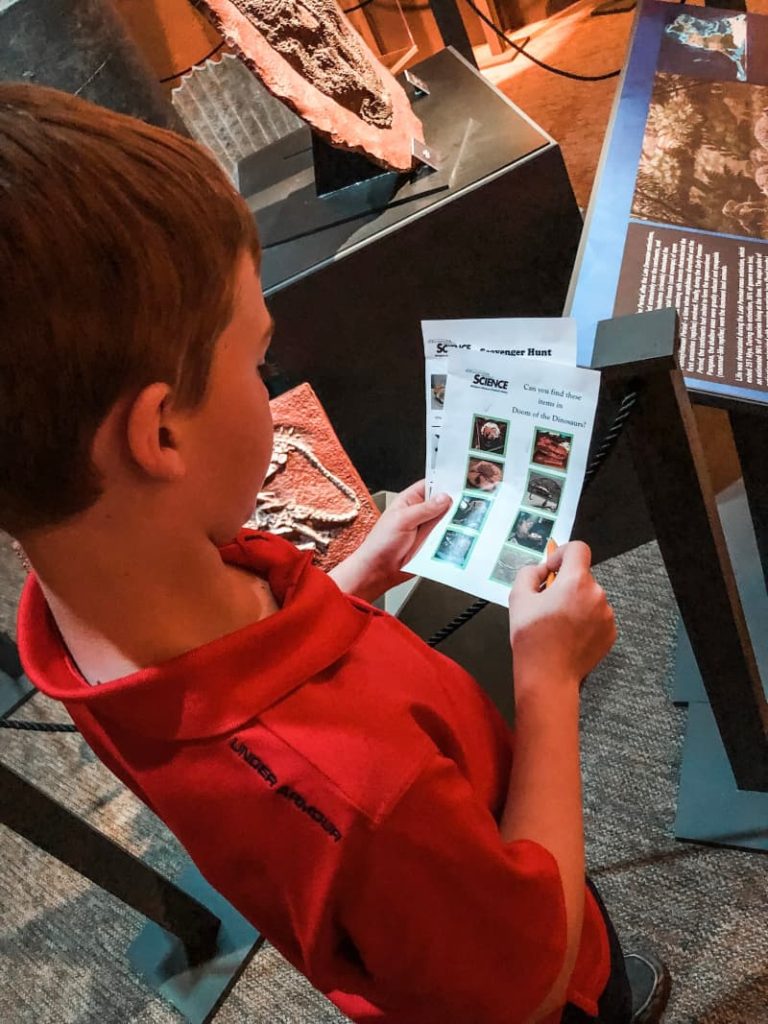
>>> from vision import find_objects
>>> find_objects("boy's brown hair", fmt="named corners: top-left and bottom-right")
top-left (0, 83), bottom-right (261, 537)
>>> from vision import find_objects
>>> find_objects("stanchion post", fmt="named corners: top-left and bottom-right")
top-left (583, 308), bottom-right (768, 792)
top-left (728, 408), bottom-right (768, 598)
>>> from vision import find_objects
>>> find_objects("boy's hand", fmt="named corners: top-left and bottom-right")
top-left (508, 541), bottom-right (616, 695)
top-left (329, 481), bottom-right (451, 602)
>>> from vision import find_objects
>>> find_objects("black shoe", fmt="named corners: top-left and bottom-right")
top-left (624, 951), bottom-right (671, 1023)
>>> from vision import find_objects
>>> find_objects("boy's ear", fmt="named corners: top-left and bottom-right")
top-left (124, 383), bottom-right (187, 482)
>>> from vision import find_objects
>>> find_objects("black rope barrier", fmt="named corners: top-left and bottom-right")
top-left (0, 718), bottom-right (78, 733)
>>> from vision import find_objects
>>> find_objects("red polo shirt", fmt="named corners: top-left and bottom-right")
top-left (18, 531), bottom-right (609, 1023)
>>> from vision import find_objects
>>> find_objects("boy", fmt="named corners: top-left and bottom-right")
top-left (1, 84), bottom-right (668, 1023)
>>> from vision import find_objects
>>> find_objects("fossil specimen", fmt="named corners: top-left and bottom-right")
top-left (233, 0), bottom-right (393, 130)
top-left (246, 427), bottom-right (361, 552)
top-left (196, 0), bottom-right (424, 171)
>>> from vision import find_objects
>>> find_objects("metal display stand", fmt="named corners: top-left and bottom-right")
top-left (585, 311), bottom-right (768, 850)
top-left (587, 312), bottom-right (768, 796)
top-left (670, 463), bottom-right (768, 850)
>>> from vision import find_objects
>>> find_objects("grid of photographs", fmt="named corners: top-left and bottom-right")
top-left (432, 414), bottom-right (510, 570)
top-left (490, 426), bottom-right (573, 586)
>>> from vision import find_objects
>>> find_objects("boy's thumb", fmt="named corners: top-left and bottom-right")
top-left (400, 493), bottom-right (451, 529)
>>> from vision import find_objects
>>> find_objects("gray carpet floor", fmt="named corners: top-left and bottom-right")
top-left (1, 535), bottom-right (767, 1023)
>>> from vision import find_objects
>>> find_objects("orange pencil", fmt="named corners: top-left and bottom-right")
top-left (544, 538), bottom-right (558, 589)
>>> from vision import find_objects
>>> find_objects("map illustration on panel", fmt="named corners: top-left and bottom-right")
top-left (663, 12), bottom-right (747, 81)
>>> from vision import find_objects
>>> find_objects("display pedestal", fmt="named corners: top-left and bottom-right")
top-left (239, 47), bottom-right (582, 492)
top-left (676, 704), bottom-right (768, 851)
top-left (672, 481), bottom-right (768, 851)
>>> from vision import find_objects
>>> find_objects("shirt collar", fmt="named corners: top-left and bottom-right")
top-left (18, 532), bottom-right (372, 741)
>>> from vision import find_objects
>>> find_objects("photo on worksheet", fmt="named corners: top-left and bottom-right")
top-left (470, 415), bottom-right (509, 457)
top-left (430, 374), bottom-right (446, 409)
top-left (632, 72), bottom-right (768, 240)
top-left (507, 511), bottom-right (555, 554)
top-left (523, 469), bottom-right (564, 514)
top-left (451, 493), bottom-right (492, 532)
top-left (531, 429), bottom-right (572, 472)
top-left (490, 543), bottom-right (540, 586)
top-left (465, 456), bottom-right (505, 495)
top-left (433, 528), bottom-right (477, 569)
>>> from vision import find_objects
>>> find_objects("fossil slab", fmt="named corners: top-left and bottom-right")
top-left (195, 0), bottom-right (424, 171)
top-left (245, 384), bottom-right (379, 570)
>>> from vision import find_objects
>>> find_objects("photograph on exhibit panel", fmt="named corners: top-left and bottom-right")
top-left (568, 0), bottom-right (768, 405)
top-left (632, 73), bottom-right (768, 240)
top-left (660, 10), bottom-right (748, 81)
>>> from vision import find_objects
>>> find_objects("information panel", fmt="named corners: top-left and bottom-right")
top-left (569, 0), bottom-right (768, 406)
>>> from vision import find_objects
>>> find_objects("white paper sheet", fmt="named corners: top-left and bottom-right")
top-left (423, 319), bottom-right (578, 492)
top-left (407, 348), bottom-right (601, 605)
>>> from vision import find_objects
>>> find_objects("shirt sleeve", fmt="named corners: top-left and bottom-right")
top-left (338, 753), bottom-right (569, 1024)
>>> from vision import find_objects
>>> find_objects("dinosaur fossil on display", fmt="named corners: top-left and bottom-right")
top-left (195, 0), bottom-right (424, 170)
top-left (246, 427), bottom-right (362, 552)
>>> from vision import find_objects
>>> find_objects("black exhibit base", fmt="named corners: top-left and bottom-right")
top-left (242, 47), bottom-right (582, 493)
top-left (128, 863), bottom-right (262, 1024)
top-left (672, 481), bottom-right (768, 852)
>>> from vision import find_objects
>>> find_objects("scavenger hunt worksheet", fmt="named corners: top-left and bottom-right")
top-left (422, 318), bottom-right (577, 492)
top-left (407, 349), bottom-right (600, 605)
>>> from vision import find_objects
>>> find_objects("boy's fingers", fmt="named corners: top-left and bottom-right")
top-left (512, 562), bottom-right (550, 595)
top-left (546, 544), bottom-right (563, 572)
top-left (555, 540), bottom-right (592, 574)
top-left (395, 479), bottom-right (427, 506)
top-left (398, 493), bottom-right (451, 529)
